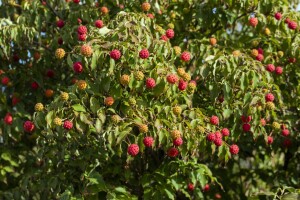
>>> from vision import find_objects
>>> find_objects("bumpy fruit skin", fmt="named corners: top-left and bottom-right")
top-left (215, 131), bottom-right (222, 139)
top-left (177, 68), bottom-right (185, 77)
top-left (138, 124), bottom-right (148, 133)
top-left (24, 121), bottom-right (35, 132)
top-left (139, 49), bottom-right (150, 59)
top-left (173, 46), bottom-right (181, 55)
top-left (45, 89), bottom-right (54, 98)
top-left (143, 137), bottom-right (154, 147)
top-left (243, 123), bottom-right (251, 132)
top-left (180, 51), bottom-right (191, 62)
top-left (167, 147), bottom-right (179, 157)
top-left (166, 29), bottom-right (175, 39)
top-left (229, 144), bottom-right (239, 155)
top-left (187, 183), bottom-right (194, 191)
top-left (80, 45), bottom-right (93, 57)
top-left (146, 78), bottom-right (156, 89)
top-left (53, 117), bottom-right (62, 126)
top-left (187, 82), bottom-right (196, 93)
top-left (134, 71), bottom-right (144, 81)
top-left (214, 138), bottom-right (223, 146)
top-left (272, 122), bottom-right (280, 130)
top-left (210, 115), bottom-right (219, 125)
top-left (63, 120), bottom-right (73, 130)
top-left (167, 74), bottom-right (178, 84)
top-left (105, 97), bottom-right (114, 106)
top-left (171, 130), bottom-right (181, 139)
top-left (249, 17), bottom-right (258, 27)
top-left (274, 12), bottom-right (282, 20)
top-left (206, 133), bottom-right (215, 142)
top-left (34, 103), bottom-right (44, 112)
top-left (281, 129), bottom-right (289, 137)
top-left (128, 144), bottom-right (139, 156)
top-left (4, 113), bottom-right (13, 125)
top-left (73, 61), bottom-right (83, 73)
top-left (267, 136), bottom-right (274, 144)
top-left (172, 106), bottom-right (182, 116)
top-left (128, 98), bottom-right (136, 106)
top-left (210, 37), bottom-right (217, 46)
top-left (275, 66), bottom-right (283, 75)
top-left (101, 6), bottom-right (109, 15)
top-left (182, 73), bottom-right (191, 81)
top-left (251, 49), bottom-right (259, 57)
top-left (221, 128), bottom-right (230, 137)
top-left (173, 137), bottom-right (183, 146)
top-left (77, 25), bottom-right (87, 35)
top-left (265, 93), bottom-right (275, 102)
top-left (264, 28), bottom-right (271, 35)
top-left (56, 19), bottom-right (65, 28)
top-left (111, 115), bottom-right (121, 124)
top-left (77, 80), bottom-right (87, 90)
top-left (141, 2), bottom-right (151, 11)
top-left (232, 50), bottom-right (241, 57)
top-left (196, 126), bottom-right (205, 134)
top-left (55, 48), bottom-right (65, 59)
top-left (160, 35), bottom-right (168, 41)
top-left (178, 79), bottom-right (187, 91)
top-left (256, 54), bottom-right (264, 61)
top-left (77, 34), bottom-right (86, 41)
top-left (266, 102), bottom-right (275, 110)
top-left (73, 0), bottom-right (80, 3)
top-left (203, 184), bottom-right (210, 192)
top-left (120, 74), bottom-right (130, 86)
top-left (110, 49), bottom-right (122, 60)
top-left (289, 57), bottom-right (296, 63)
top-left (266, 64), bottom-right (275, 72)
top-left (288, 21), bottom-right (297, 30)
top-left (260, 118), bottom-right (266, 126)
top-left (60, 92), bottom-right (69, 101)
top-left (1, 77), bottom-right (10, 85)
top-left (277, 51), bottom-right (284, 58)
top-left (95, 20), bottom-right (103, 28)
top-left (147, 13), bottom-right (154, 19)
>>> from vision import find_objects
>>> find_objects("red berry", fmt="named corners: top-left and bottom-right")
top-left (289, 57), bottom-right (296, 63)
top-left (180, 51), bottom-right (191, 62)
top-left (215, 193), bottom-right (222, 199)
top-left (229, 144), bottom-right (239, 155)
top-left (31, 81), bottom-right (39, 90)
top-left (77, 25), bottom-right (87, 35)
top-left (95, 20), bottom-right (104, 28)
top-left (221, 128), bottom-right (230, 137)
top-left (143, 137), bottom-right (154, 147)
top-left (203, 184), bottom-right (210, 192)
top-left (73, 62), bottom-right (83, 73)
top-left (288, 21), bottom-right (297, 30)
top-left (160, 35), bottom-right (169, 41)
top-left (128, 144), bottom-right (139, 156)
top-left (167, 147), bottom-right (179, 157)
top-left (249, 17), bottom-right (258, 27)
top-left (256, 54), bottom-right (264, 61)
top-left (167, 74), bottom-right (178, 84)
top-left (210, 115), bottom-right (219, 125)
top-left (166, 29), bottom-right (175, 39)
top-left (56, 19), bottom-right (65, 28)
top-left (242, 123), bottom-right (251, 132)
top-left (266, 64), bottom-right (275, 72)
top-left (77, 18), bottom-right (82, 24)
top-left (63, 120), bottom-right (73, 130)
top-left (285, 18), bottom-right (291, 24)
top-left (110, 49), bottom-right (122, 60)
top-left (73, 0), bottom-right (80, 3)
top-left (281, 129), bottom-right (289, 137)
top-left (1, 77), bottom-right (9, 85)
top-left (139, 49), bottom-right (150, 59)
top-left (23, 121), bottom-right (35, 132)
top-left (190, 80), bottom-right (197, 86)
top-left (178, 79), bottom-right (187, 91)
top-left (146, 78), bottom-right (156, 89)
top-left (77, 33), bottom-right (86, 41)
top-left (58, 37), bottom-right (63, 45)
top-left (4, 113), bottom-right (13, 125)
top-left (241, 115), bottom-right (252, 123)
top-left (260, 118), bottom-right (266, 126)
top-left (214, 138), bottom-right (223, 146)
top-left (46, 69), bottom-right (55, 78)
top-left (215, 131), bottom-right (222, 139)
top-left (281, 124), bottom-right (286, 130)
top-left (267, 136), bottom-right (273, 144)
top-left (147, 13), bottom-right (154, 19)
top-left (173, 137), bottom-right (183, 146)
top-left (274, 12), bottom-right (282, 20)
top-left (187, 183), bottom-right (194, 191)
top-left (275, 66), bottom-right (283, 75)
top-left (265, 93), bottom-right (275, 102)
top-left (283, 139), bottom-right (292, 148)
top-left (257, 48), bottom-right (264, 55)
top-left (206, 133), bottom-right (216, 142)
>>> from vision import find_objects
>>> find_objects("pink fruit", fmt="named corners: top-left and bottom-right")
top-left (241, 115), bottom-right (252, 123)
top-left (167, 74), bottom-right (178, 84)
top-left (249, 17), bottom-right (258, 27)
top-left (73, 62), bottom-right (83, 73)
top-left (167, 147), bottom-right (179, 157)
top-left (281, 129), bottom-right (289, 137)
top-left (173, 137), bottom-right (183, 146)
top-left (166, 29), bottom-right (175, 39)
top-left (95, 20), bottom-right (104, 28)
top-left (260, 118), bottom-right (266, 126)
top-left (275, 66), bottom-right (283, 75)
top-left (206, 133), bottom-right (216, 142)
top-left (4, 113), bottom-right (13, 125)
top-left (139, 49), bottom-right (150, 59)
top-left (274, 12), bottom-right (282, 20)
top-left (267, 136), bottom-right (273, 144)
top-left (242, 123), bottom-right (251, 132)
top-left (221, 128), bottom-right (230, 137)
top-left (56, 19), bottom-right (65, 28)
top-left (180, 51), bottom-right (191, 62)
top-left (214, 138), bottom-right (223, 146)
top-left (256, 54), bottom-right (264, 61)
top-left (178, 79), bottom-right (187, 91)
top-left (266, 64), bottom-right (275, 72)
top-left (110, 49), bottom-right (122, 60)
top-left (143, 137), bottom-right (154, 147)
top-left (77, 25), bottom-right (87, 35)
top-left (265, 93), bottom-right (275, 102)
top-left (229, 144), bottom-right (239, 155)
top-left (210, 115), bottom-right (219, 125)
top-left (128, 144), bottom-right (139, 156)
top-left (146, 78), bottom-right (156, 89)
top-left (288, 21), bottom-right (297, 30)
top-left (63, 120), bottom-right (73, 130)
top-left (23, 121), bottom-right (35, 132)
top-left (187, 183), bottom-right (194, 191)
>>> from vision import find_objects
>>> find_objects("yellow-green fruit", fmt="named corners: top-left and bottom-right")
top-left (264, 28), bottom-right (271, 35)
top-left (120, 74), bottom-right (130, 86)
top-left (272, 122), bottom-right (280, 130)
top-left (251, 49), bottom-right (259, 57)
top-left (266, 102), bottom-right (275, 110)
top-left (252, 40), bottom-right (259, 47)
top-left (172, 106), bottom-right (182, 116)
top-left (232, 50), bottom-right (241, 57)
top-left (196, 126), bottom-right (205, 134)
top-left (188, 82), bottom-right (196, 90)
top-left (55, 48), bottom-right (65, 59)
top-left (174, 46), bottom-right (181, 56)
top-left (138, 124), bottom-right (148, 133)
top-left (277, 51), bottom-right (284, 58)
top-left (111, 115), bottom-right (121, 124)
top-left (183, 8), bottom-right (189, 13)
top-left (170, 12), bottom-right (176, 19)
top-left (134, 71), bottom-right (144, 81)
top-left (155, 25), bottom-right (165, 35)
top-left (128, 98), bottom-right (136, 106)
top-left (53, 117), bottom-right (62, 126)
top-left (171, 130), bottom-right (181, 139)
top-left (168, 23), bottom-right (175, 29)
top-left (257, 105), bottom-right (263, 111)
top-left (182, 73), bottom-right (191, 81)
top-left (77, 80), bottom-right (87, 90)
top-left (177, 68), bottom-right (185, 77)
top-left (34, 103), bottom-right (44, 112)
top-left (60, 92), bottom-right (69, 101)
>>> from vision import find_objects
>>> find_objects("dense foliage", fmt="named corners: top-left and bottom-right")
top-left (0, 0), bottom-right (299, 199)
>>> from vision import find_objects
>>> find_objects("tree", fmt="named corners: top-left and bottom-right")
top-left (0, 0), bottom-right (299, 199)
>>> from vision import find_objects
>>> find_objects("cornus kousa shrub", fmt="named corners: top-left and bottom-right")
top-left (0, 1), bottom-right (299, 200)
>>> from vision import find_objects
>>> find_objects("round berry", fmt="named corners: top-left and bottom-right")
top-left (242, 123), bottom-right (251, 132)
top-left (256, 54), bottom-right (264, 61)
top-left (4, 113), bottom-right (13, 125)
top-left (281, 129), bottom-right (289, 137)
top-left (178, 79), bottom-right (187, 91)
top-left (73, 61), bottom-right (83, 73)
top-left (167, 147), bottom-right (179, 157)
top-left (241, 115), bottom-right (252, 123)
top-left (23, 121), bottom-right (35, 132)
top-left (265, 93), bottom-right (274, 102)
top-left (139, 49), bottom-right (150, 59)
top-left (80, 45), bottom-right (93, 57)
top-left (288, 21), bottom-right (297, 30)
top-left (206, 133), bottom-right (215, 142)
top-left (31, 81), bottom-right (39, 90)
top-left (95, 20), bottom-right (104, 28)
top-left (56, 19), bottom-right (65, 28)
top-left (221, 128), bottom-right (230, 137)
top-left (77, 25), bottom-right (87, 35)
top-left (187, 183), bottom-right (194, 191)
top-left (105, 97), bottom-right (114, 106)
top-left (165, 29), bottom-right (175, 39)
top-left (266, 64), bottom-right (275, 72)
top-left (267, 136), bottom-right (274, 144)
top-left (173, 137), bottom-right (183, 146)
top-left (210, 115), bottom-right (219, 125)
top-left (143, 137), bottom-right (154, 147)
top-left (166, 74), bottom-right (178, 84)
top-left (1, 77), bottom-right (10, 85)
top-left (203, 184), bottom-right (210, 192)
top-left (110, 49), bottom-right (122, 60)
top-left (180, 51), bottom-right (191, 62)
top-left (275, 66), bottom-right (283, 75)
top-left (146, 78), bottom-right (156, 89)
top-left (249, 17), bottom-right (258, 27)
top-left (274, 12), bottom-right (282, 20)
top-left (63, 120), bottom-right (73, 130)
top-left (229, 144), bottom-right (239, 155)
top-left (214, 138), bottom-right (223, 146)
top-left (128, 144), bottom-right (139, 156)
top-left (260, 118), bottom-right (266, 126)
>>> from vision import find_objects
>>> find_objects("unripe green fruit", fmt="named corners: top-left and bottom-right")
top-left (129, 98), bottom-right (136, 106)
top-left (53, 117), bottom-right (62, 126)
top-left (155, 25), bottom-right (165, 35)
top-left (277, 51), bottom-right (284, 58)
top-left (168, 23), bottom-right (175, 29)
top-left (182, 73), bottom-right (191, 81)
top-left (266, 102), bottom-right (275, 110)
top-left (264, 28), bottom-right (271, 35)
top-left (196, 126), bottom-right (205, 134)
top-left (272, 122), bottom-right (280, 130)
top-left (60, 92), bottom-right (69, 101)
top-left (111, 115), bottom-right (121, 124)
top-left (134, 71), bottom-right (144, 81)
top-left (172, 106), bottom-right (182, 116)
top-left (34, 103), bottom-right (44, 112)
top-left (174, 46), bottom-right (181, 55)
top-left (252, 40), bottom-right (259, 47)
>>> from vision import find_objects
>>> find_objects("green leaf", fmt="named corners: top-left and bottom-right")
top-left (90, 97), bottom-right (100, 114)
top-left (72, 104), bottom-right (86, 112)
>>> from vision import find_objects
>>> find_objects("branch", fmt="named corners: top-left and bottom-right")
top-left (43, 0), bottom-right (62, 19)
